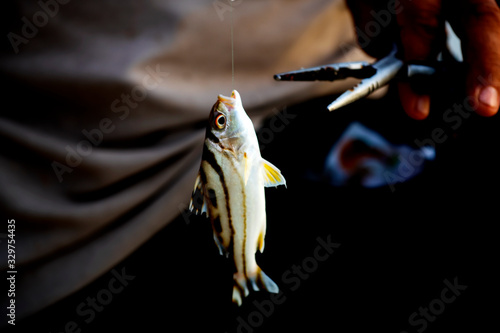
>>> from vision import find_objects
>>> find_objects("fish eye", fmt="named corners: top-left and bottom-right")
top-left (215, 114), bottom-right (226, 129)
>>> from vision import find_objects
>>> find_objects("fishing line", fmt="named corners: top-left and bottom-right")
top-left (230, 0), bottom-right (235, 90)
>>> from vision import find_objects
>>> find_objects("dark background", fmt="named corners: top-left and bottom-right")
top-left (15, 84), bottom-right (499, 333)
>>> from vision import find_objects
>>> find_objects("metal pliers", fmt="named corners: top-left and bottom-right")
top-left (274, 45), bottom-right (462, 111)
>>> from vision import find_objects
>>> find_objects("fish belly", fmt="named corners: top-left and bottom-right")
top-left (202, 147), bottom-right (278, 305)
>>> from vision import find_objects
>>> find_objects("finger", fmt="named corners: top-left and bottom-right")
top-left (448, 0), bottom-right (500, 117)
top-left (398, 84), bottom-right (431, 120)
top-left (397, 0), bottom-right (444, 119)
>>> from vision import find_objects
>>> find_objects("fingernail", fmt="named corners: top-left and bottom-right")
top-left (415, 95), bottom-right (430, 119)
top-left (479, 86), bottom-right (499, 108)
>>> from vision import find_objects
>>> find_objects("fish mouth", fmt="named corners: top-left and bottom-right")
top-left (218, 90), bottom-right (241, 110)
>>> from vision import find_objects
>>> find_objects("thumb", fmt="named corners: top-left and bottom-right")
top-left (396, 0), bottom-right (445, 120)
top-left (448, 0), bottom-right (500, 117)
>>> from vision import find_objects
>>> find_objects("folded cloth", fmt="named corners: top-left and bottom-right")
top-left (0, 0), bottom-right (372, 320)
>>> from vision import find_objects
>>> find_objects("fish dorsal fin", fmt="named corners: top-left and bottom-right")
top-left (189, 171), bottom-right (208, 216)
top-left (262, 159), bottom-right (286, 188)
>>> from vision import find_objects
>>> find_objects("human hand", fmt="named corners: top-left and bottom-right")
top-left (346, 0), bottom-right (500, 119)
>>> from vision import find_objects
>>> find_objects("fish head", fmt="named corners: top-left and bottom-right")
top-left (207, 90), bottom-right (254, 153)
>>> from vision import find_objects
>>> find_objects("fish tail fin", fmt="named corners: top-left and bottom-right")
top-left (231, 268), bottom-right (279, 306)
top-left (232, 273), bottom-right (249, 306)
top-left (250, 266), bottom-right (279, 294)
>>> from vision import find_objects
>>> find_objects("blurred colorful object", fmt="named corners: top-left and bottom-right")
top-left (321, 122), bottom-right (435, 188)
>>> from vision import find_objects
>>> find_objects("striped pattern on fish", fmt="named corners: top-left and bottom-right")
top-left (189, 90), bottom-right (286, 306)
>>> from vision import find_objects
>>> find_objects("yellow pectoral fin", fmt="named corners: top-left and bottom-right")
top-left (262, 159), bottom-right (286, 188)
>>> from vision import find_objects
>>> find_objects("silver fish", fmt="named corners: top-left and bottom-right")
top-left (189, 90), bottom-right (286, 306)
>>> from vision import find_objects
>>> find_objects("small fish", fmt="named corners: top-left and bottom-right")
top-left (189, 90), bottom-right (286, 306)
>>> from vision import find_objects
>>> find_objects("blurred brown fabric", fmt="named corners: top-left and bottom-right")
top-left (0, 0), bottom-right (370, 319)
